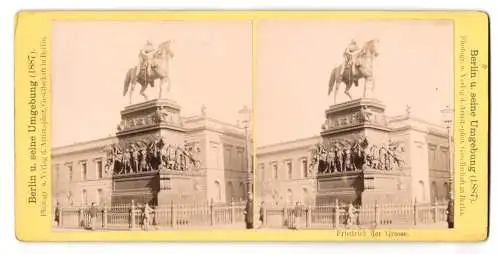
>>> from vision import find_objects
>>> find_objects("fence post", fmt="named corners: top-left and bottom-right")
top-left (432, 200), bottom-right (438, 223)
top-left (152, 208), bottom-right (157, 230)
top-left (59, 207), bottom-right (64, 227)
top-left (230, 198), bottom-right (235, 224)
top-left (130, 200), bottom-right (136, 230)
top-left (375, 201), bottom-right (380, 227)
top-left (306, 205), bottom-right (312, 228)
top-left (262, 203), bottom-right (267, 227)
top-left (78, 208), bottom-right (84, 228)
top-left (102, 206), bottom-right (108, 229)
top-left (334, 199), bottom-right (340, 228)
top-left (282, 206), bottom-right (288, 227)
top-left (210, 198), bottom-right (215, 226)
top-left (171, 200), bottom-right (176, 229)
top-left (413, 198), bottom-right (417, 226)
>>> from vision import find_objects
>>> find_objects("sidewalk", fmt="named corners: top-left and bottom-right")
top-left (53, 223), bottom-right (247, 231)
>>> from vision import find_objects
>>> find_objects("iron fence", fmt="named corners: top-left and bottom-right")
top-left (55, 200), bottom-right (247, 230)
top-left (259, 200), bottom-right (449, 229)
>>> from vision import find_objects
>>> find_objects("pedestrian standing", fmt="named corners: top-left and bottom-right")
top-left (54, 202), bottom-right (61, 227)
top-left (89, 202), bottom-right (98, 230)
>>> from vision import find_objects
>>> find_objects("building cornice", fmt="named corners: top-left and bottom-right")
top-left (52, 136), bottom-right (117, 157)
top-left (257, 136), bottom-right (321, 156)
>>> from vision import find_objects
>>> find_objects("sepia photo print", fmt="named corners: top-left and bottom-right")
top-left (254, 19), bottom-right (455, 230)
top-left (50, 20), bottom-right (254, 231)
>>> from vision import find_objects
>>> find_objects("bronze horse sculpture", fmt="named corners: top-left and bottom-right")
top-left (328, 39), bottom-right (379, 104)
top-left (123, 40), bottom-right (174, 104)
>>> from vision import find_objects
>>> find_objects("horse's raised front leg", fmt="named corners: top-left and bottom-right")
top-left (344, 83), bottom-right (353, 100)
top-left (139, 83), bottom-right (148, 101)
top-left (129, 83), bottom-right (135, 105)
top-left (333, 81), bottom-right (340, 104)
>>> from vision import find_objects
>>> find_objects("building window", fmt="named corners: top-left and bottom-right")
top-left (238, 150), bottom-right (244, 171)
top-left (227, 181), bottom-right (233, 201)
top-left (444, 182), bottom-right (449, 200)
top-left (211, 143), bottom-right (221, 169)
top-left (428, 144), bottom-right (437, 169)
top-left (82, 189), bottom-right (88, 206)
top-left (97, 189), bottom-right (104, 206)
top-left (272, 163), bottom-right (278, 180)
top-left (239, 182), bottom-right (246, 200)
top-left (287, 189), bottom-right (293, 205)
top-left (258, 164), bottom-right (265, 181)
top-left (431, 181), bottom-right (438, 202)
top-left (96, 160), bottom-right (103, 179)
top-left (68, 164), bottom-right (73, 182)
top-left (214, 181), bottom-right (221, 202)
top-left (81, 161), bottom-right (88, 181)
top-left (441, 148), bottom-right (449, 170)
top-left (301, 158), bottom-right (308, 178)
top-left (272, 189), bottom-right (279, 204)
top-left (67, 191), bottom-right (73, 206)
top-left (224, 146), bottom-right (232, 168)
top-left (417, 180), bottom-right (425, 203)
top-left (286, 160), bottom-right (292, 180)
top-left (303, 188), bottom-right (309, 203)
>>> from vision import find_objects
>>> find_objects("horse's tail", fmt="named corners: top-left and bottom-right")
top-left (328, 66), bottom-right (338, 95)
top-left (123, 68), bottom-right (132, 96)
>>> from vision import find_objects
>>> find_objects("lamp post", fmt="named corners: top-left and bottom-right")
top-left (238, 106), bottom-right (253, 228)
top-left (440, 105), bottom-right (454, 228)
top-left (440, 106), bottom-right (454, 199)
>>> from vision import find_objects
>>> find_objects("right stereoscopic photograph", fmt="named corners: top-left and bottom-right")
top-left (254, 19), bottom-right (455, 230)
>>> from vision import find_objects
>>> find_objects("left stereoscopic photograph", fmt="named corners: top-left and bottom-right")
top-left (50, 20), bottom-right (254, 231)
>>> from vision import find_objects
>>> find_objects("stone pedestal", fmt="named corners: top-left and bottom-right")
top-left (116, 99), bottom-right (186, 146)
top-left (316, 171), bottom-right (363, 205)
top-left (111, 171), bottom-right (159, 206)
top-left (360, 170), bottom-right (411, 204)
top-left (156, 169), bottom-right (206, 205)
top-left (110, 99), bottom-right (203, 206)
top-left (321, 98), bottom-right (390, 143)
top-left (314, 98), bottom-right (407, 205)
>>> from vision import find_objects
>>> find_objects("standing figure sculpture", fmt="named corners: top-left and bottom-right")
top-left (123, 40), bottom-right (175, 104)
top-left (327, 39), bottom-right (379, 104)
top-left (122, 149), bottom-right (131, 174)
top-left (140, 149), bottom-right (148, 172)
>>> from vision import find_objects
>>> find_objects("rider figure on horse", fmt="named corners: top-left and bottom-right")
top-left (342, 39), bottom-right (362, 76)
top-left (137, 40), bottom-right (158, 77)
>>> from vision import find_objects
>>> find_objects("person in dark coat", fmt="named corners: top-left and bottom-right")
top-left (54, 202), bottom-right (61, 227)
top-left (258, 201), bottom-right (265, 228)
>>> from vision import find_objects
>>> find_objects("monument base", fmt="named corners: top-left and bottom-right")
top-left (313, 96), bottom-right (409, 206)
top-left (157, 169), bottom-right (207, 205)
top-left (315, 169), bottom-right (408, 205)
top-left (111, 169), bottom-right (207, 206)
top-left (116, 98), bottom-right (186, 146)
top-left (108, 98), bottom-right (206, 207)
top-left (111, 171), bottom-right (159, 206)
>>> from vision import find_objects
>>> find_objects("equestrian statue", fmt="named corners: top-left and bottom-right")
top-left (123, 40), bottom-right (175, 104)
top-left (328, 39), bottom-right (379, 104)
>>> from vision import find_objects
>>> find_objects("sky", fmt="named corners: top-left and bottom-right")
top-left (255, 19), bottom-right (453, 146)
top-left (52, 21), bottom-right (252, 147)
